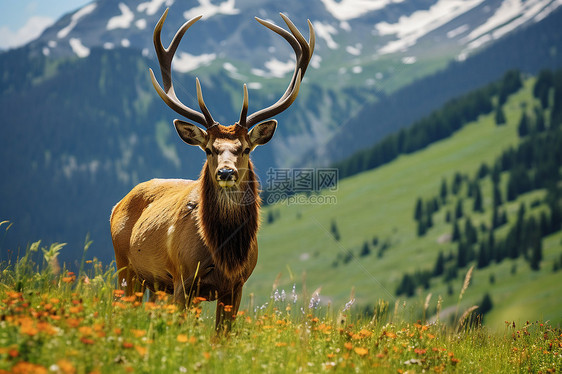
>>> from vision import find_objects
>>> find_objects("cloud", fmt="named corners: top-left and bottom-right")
top-left (0, 15), bottom-right (53, 50)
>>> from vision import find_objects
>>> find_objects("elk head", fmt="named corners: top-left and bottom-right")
top-left (149, 10), bottom-right (315, 190)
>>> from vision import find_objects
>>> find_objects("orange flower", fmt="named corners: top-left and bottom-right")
top-left (135, 345), bottom-right (147, 356)
top-left (11, 361), bottom-right (48, 374)
top-left (131, 329), bottom-right (146, 338)
top-left (192, 296), bottom-right (207, 304)
top-left (354, 347), bottom-right (369, 356)
top-left (123, 341), bottom-right (134, 349)
top-left (415, 348), bottom-right (427, 355)
top-left (56, 359), bottom-right (76, 374)
top-left (383, 331), bottom-right (397, 339)
top-left (80, 337), bottom-right (95, 345)
top-left (275, 342), bottom-right (287, 347)
top-left (344, 342), bottom-right (353, 350)
top-left (113, 290), bottom-right (125, 297)
top-left (203, 352), bottom-right (211, 360)
top-left (177, 334), bottom-right (188, 343)
top-left (62, 276), bottom-right (75, 284)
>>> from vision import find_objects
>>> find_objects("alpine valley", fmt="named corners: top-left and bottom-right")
top-left (1, 0), bottom-right (562, 321)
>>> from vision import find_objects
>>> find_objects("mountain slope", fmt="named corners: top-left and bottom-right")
top-left (310, 5), bottom-right (562, 165)
top-left (246, 76), bottom-right (562, 327)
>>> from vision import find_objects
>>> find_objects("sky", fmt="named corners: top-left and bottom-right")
top-left (0, 0), bottom-right (92, 50)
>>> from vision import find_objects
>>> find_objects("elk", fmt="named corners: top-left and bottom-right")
top-left (110, 9), bottom-right (314, 331)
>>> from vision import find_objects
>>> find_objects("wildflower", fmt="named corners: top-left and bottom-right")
top-left (291, 284), bottom-right (298, 303)
top-left (354, 347), bottom-right (368, 356)
top-left (56, 359), bottom-right (75, 374)
top-left (131, 329), bottom-right (146, 338)
top-left (273, 289), bottom-right (281, 302)
top-left (11, 362), bottom-right (48, 374)
top-left (134, 345), bottom-right (147, 356)
top-left (80, 337), bottom-right (95, 345)
top-left (343, 298), bottom-right (355, 312)
top-left (309, 289), bottom-right (321, 309)
top-left (177, 334), bottom-right (188, 343)
top-left (123, 341), bottom-right (134, 349)
top-left (344, 342), bottom-right (353, 350)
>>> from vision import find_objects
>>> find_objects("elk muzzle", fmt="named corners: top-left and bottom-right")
top-left (217, 167), bottom-right (237, 188)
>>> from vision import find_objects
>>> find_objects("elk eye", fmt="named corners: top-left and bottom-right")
top-left (205, 148), bottom-right (212, 156)
top-left (244, 148), bottom-right (250, 155)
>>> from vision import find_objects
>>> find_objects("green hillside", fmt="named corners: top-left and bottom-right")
top-left (245, 76), bottom-right (562, 329)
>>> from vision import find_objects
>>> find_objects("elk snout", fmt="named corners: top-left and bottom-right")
top-left (217, 168), bottom-right (237, 188)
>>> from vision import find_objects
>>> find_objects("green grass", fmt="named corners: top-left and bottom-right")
top-left (247, 77), bottom-right (562, 328)
top-left (1, 247), bottom-right (561, 373)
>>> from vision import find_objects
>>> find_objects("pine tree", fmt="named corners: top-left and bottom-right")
top-left (440, 178), bottom-right (448, 202)
top-left (477, 241), bottom-right (489, 269)
top-left (518, 112), bottom-right (530, 137)
top-left (330, 220), bottom-right (341, 241)
top-left (414, 197), bottom-right (423, 221)
top-left (473, 182), bottom-right (483, 212)
top-left (433, 251), bottom-right (445, 276)
top-left (452, 220), bottom-right (461, 242)
top-left (495, 105), bottom-right (506, 125)
top-left (455, 199), bottom-right (464, 219)
top-left (360, 241), bottom-right (371, 257)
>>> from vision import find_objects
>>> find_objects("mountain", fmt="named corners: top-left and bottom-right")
top-left (29, 0), bottom-right (562, 88)
top-left (2, 0), bottom-right (562, 265)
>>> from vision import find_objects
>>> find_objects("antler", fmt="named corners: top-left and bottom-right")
top-left (239, 14), bottom-right (315, 129)
top-left (149, 9), bottom-right (216, 129)
top-left (149, 10), bottom-right (314, 130)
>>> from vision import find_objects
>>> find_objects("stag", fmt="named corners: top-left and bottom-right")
top-left (110, 9), bottom-right (314, 331)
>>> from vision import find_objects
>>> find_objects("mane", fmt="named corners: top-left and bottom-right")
top-left (197, 160), bottom-right (261, 279)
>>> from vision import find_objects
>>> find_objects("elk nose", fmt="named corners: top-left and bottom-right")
top-left (217, 168), bottom-right (235, 181)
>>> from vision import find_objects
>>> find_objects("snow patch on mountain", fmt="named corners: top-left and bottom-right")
top-left (376, 0), bottom-right (484, 54)
top-left (57, 3), bottom-right (97, 39)
top-left (172, 52), bottom-right (216, 72)
top-left (69, 38), bottom-right (90, 57)
top-left (252, 58), bottom-right (294, 78)
top-left (313, 21), bottom-right (338, 50)
top-left (320, 0), bottom-right (405, 21)
top-left (184, 0), bottom-right (240, 20)
top-left (107, 3), bottom-right (135, 30)
top-left (465, 0), bottom-right (557, 45)
top-left (137, 0), bottom-right (172, 16)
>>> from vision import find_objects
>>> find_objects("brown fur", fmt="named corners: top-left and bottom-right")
top-left (110, 124), bottom-right (265, 331)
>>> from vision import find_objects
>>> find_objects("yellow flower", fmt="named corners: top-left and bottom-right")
top-left (177, 334), bottom-right (188, 343)
top-left (354, 347), bottom-right (368, 356)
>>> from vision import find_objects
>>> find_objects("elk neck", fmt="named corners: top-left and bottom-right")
top-left (196, 159), bottom-right (261, 280)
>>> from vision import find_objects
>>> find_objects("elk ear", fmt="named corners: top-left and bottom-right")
top-left (248, 120), bottom-right (277, 148)
top-left (174, 119), bottom-right (208, 148)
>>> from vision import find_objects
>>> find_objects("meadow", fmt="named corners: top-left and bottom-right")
top-left (0, 241), bottom-right (560, 373)
top-left (246, 77), bottom-right (562, 328)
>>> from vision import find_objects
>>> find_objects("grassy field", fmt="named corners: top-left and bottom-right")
top-left (245, 77), bottom-right (562, 328)
top-left (1, 249), bottom-right (561, 373)
top-left (1, 77), bottom-right (561, 372)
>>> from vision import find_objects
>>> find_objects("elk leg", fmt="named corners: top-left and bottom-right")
top-left (215, 284), bottom-right (243, 334)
